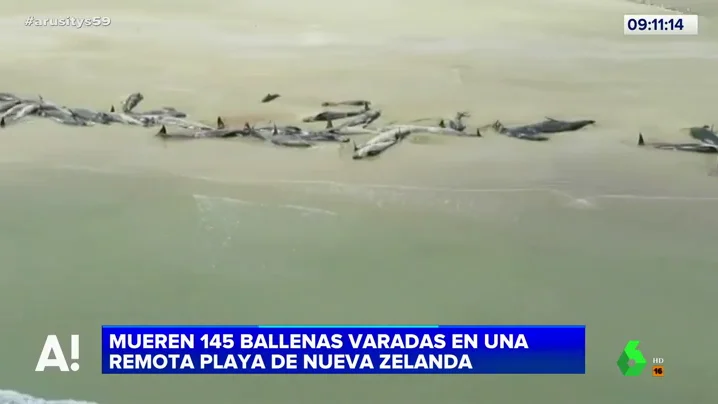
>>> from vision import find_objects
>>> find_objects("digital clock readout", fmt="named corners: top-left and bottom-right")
top-left (624, 15), bottom-right (698, 35)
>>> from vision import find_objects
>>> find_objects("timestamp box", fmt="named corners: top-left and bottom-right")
top-left (624, 14), bottom-right (698, 35)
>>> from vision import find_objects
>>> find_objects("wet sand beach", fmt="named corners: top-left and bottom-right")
top-left (0, 0), bottom-right (716, 403)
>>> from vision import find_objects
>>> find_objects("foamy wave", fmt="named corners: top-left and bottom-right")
top-left (0, 389), bottom-right (97, 404)
top-left (624, 0), bottom-right (694, 15)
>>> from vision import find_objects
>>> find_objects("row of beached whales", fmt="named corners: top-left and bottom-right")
top-left (2, 91), bottom-right (717, 159)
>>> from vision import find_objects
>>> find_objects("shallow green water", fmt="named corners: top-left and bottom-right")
top-left (0, 166), bottom-right (715, 403)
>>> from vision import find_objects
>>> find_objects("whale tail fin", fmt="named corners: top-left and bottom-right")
top-left (491, 120), bottom-right (504, 132)
top-left (456, 111), bottom-right (470, 120)
top-left (217, 116), bottom-right (225, 129)
top-left (638, 133), bottom-right (645, 146)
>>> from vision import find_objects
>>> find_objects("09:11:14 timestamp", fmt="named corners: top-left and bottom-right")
top-left (624, 15), bottom-right (699, 35)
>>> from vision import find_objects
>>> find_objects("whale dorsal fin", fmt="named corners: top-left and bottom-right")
top-left (157, 125), bottom-right (167, 136)
top-left (326, 120), bottom-right (333, 129)
top-left (638, 133), bottom-right (645, 146)
top-left (352, 141), bottom-right (358, 152)
top-left (217, 116), bottom-right (225, 129)
top-left (0, 117), bottom-right (4, 128)
top-left (272, 124), bottom-right (278, 136)
top-left (110, 105), bottom-right (115, 113)
top-left (545, 117), bottom-right (557, 121)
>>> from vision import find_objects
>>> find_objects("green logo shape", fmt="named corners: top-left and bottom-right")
top-left (617, 340), bottom-right (647, 376)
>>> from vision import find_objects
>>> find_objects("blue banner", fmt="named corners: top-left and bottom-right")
top-left (101, 325), bottom-right (585, 374)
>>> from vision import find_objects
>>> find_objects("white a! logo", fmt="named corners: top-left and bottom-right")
top-left (35, 334), bottom-right (80, 372)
